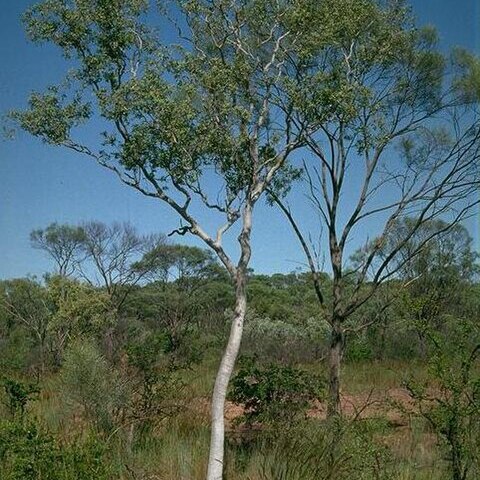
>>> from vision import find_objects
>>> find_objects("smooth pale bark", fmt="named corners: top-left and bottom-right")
top-left (206, 276), bottom-right (247, 480)
top-left (207, 201), bottom-right (252, 480)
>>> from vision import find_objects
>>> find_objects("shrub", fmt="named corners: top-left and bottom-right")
top-left (252, 419), bottom-right (391, 480)
top-left (242, 311), bottom-right (329, 362)
top-left (345, 333), bottom-right (373, 362)
top-left (0, 420), bottom-right (114, 480)
top-left (60, 340), bottom-right (129, 434)
top-left (2, 378), bottom-right (39, 417)
top-left (229, 357), bottom-right (323, 425)
top-left (405, 318), bottom-right (480, 480)
top-left (125, 330), bottom-right (186, 439)
top-left (0, 420), bottom-right (58, 480)
top-left (0, 328), bottom-right (35, 375)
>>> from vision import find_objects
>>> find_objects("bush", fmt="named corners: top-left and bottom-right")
top-left (252, 419), bottom-right (391, 480)
top-left (125, 330), bottom-right (186, 439)
top-left (242, 310), bottom-right (329, 362)
top-left (0, 420), bottom-right (114, 480)
top-left (2, 378), bottom-right (39, 417)
top-left (0, 328), bottom-right (35, 375)
top-left (344, 333), bottom-right (373, 362)
top-left (0, 420), bottom-right (58, 480)
top-left (229, 357), bottom-right (324, 425)
top-left (405, 318), bottom-right (480, 480)
top-left (60, 340), bottom-right (129, 434)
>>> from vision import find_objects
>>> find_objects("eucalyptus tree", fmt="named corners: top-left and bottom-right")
top-left (373, 219), bottom-right (479, 358)
top-left (13, 1), bottom-right (305, 477)
top-left (133, 244), bottom-right (224, 349)
top-left (30, 223), bottom-right (85, 277)
top-left (0, 278), bottom-right (52, 375)
top-left (269, 0), bottom-right (480, 416)
top-left (31, 221), bottom-right (167, 311)
top-left (79, 221), bottom-right (166, 310)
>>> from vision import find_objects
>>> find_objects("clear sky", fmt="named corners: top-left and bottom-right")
top-left (1, 0), bottom-right (479, 279)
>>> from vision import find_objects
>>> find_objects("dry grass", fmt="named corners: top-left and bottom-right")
top-left (21, 358), bottom-right (450, 480)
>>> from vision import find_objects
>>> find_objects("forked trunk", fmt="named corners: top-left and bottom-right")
top-left (206, 276), bottom-right (247, 480)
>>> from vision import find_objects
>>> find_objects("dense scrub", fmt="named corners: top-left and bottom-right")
top-left (1, 227), bottom-right (479, 479)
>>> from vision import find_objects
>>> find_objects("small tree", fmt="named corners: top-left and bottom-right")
top-left (33, 221), bottom-right (167, 311)
top-left (0, 279), bottom-right (52, 375)
top-left (382, 219), bottom-right (478, 358)
top-left (30, 223), bottom-right (85, 277)
top-left (46, 275), bottom-right (115, 365)
top-left (60, 340), bottom-right (128, 434)
top-left (229, 356), bottom-right (323, 426)
top-left (405, 319), bottom-right (480, 480)
top-left (31, 221), bottom-right (168, 359)
top-left (133, 245), bottom-right (223, 349)
top-left (2, 379), bottom-right (39, 418)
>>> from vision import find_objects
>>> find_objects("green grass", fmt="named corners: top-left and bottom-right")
top-left (341, 359), bottom-right (429, 393)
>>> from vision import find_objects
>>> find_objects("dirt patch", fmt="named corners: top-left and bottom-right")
top-left (191, 388), bottom-right (416, 429)
top-left (186, 396), bottom-right (245, 424)
top-left (308, 387), bottom-right (415, 424)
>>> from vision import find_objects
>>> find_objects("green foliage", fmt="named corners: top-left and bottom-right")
top-left (0, 420), bottom-right (59, 480)
top-left (60, 340), bottom-right (128, 434)
top-left (243, 309), bottom-right (329, 362)
top-left (0, 328), bottom-right (35, 375)
top-left (122, 327), bottom-right (188, 441)
top-left (2, 379), bottom-right (39, 418)
top-left (405, 318), bottom-right (480, 480)
top-left (252, 419), bottom-right (391, 480)
top-left (350, 218), bottom-right (480, 361)
top-left (344, 334), bottom-right (373, 362)
top-left (229, 356), bottom-right (323, 425)
top-left (10, 88), bottom-right (90, 145)
top-left (248, 272), bottom-right (323, 321)
top-left (0, 275), bottom-right (118, 372)
top-left (126, 330), bottom-right (170, 373)
top-left (0, 279), bottom-right (52, 339)
top-left (284, 0), bottom-right (445, 132)
top-left (454, 48), bottom-right (480, 103)
top-left (58, 435), bottom-right (114, 480)
top-left (0, 419), bottom-right (114, 480)
top-left (47, 275), bottom-right (115, 345)
top-left (0, 278), bottom-right (53, 374)
top-left (14, 0), bottom-right (305, 203)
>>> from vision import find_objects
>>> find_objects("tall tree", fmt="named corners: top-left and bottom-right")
top-left (14, 1), bottom-right (305, 477)
top-left (269, 0), bottom-right (480, 416)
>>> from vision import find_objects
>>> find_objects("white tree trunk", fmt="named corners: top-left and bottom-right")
top-left (206, 286), bottom-right (246, 480)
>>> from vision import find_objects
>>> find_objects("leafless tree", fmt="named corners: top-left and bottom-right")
top-left (78, 221), bottom-right (166, 310)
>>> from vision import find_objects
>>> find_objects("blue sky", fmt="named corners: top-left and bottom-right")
top-left (1, 0), bottom-right (479, 279)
